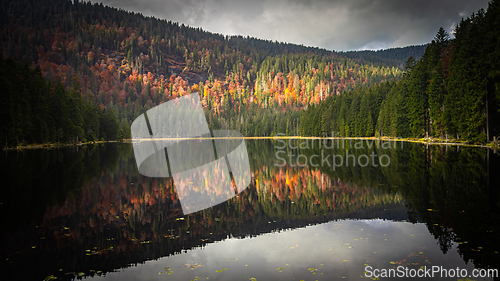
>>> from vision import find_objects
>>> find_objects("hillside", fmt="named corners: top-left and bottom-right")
top-left (340, 44), bottom-right (428, 68)
top-left (0, 0), bottom-right (416, 142)
top-left (0, 56), bottom-right (122, 146)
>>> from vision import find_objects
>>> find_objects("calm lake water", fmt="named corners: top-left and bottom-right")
top-left (1, 140), bottom-right (499, 280)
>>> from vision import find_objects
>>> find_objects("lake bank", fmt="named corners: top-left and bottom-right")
top-left (3, 136), bottom-right (499, 150)
top-left (2, 140), bottom-right (123, 151)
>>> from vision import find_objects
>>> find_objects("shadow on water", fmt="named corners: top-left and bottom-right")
top-left (0, 140), bottom-right (498, 280)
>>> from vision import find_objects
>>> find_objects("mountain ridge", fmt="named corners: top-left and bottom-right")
top-left (0, 0), bottom-right (425, 144)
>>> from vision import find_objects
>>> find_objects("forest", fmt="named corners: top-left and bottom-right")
top-left (0, 0), bottom-right (420, 145)
top-left (0, 56), bottom-right (124, 146)
top-left (301, 1), bottom-right (500, 143)
top-left (1, 0), bottom-right (497, 144)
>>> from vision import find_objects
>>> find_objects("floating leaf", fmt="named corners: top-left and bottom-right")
top-left (164, 267), bottom-right (173, 275)
top-left (308, 267), bottom-right (317, 273)
top-left (390, 261), bottom-right (396, 264)
top-left (216, 268), bottom-right (228, 273)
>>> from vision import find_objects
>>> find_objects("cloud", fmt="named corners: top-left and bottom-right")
top-left (91, 0), bottom-right (490, 51)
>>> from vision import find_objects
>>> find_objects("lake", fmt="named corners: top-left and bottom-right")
top-left (1, 140), bottom-right (499, 280)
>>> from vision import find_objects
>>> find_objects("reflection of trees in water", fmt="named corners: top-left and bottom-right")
top-left (1, 142), bottom-right (404, 280)
top-left (0, 143), bottom-right (128, 281)
top-left (2, 141), bottom-right (498, 280)
top-left (393, 146), bottom-right (500, 271)
top-left (42, 142), bottom-right (402, 245)
top-left (306, 141), bottom-right (500, 271)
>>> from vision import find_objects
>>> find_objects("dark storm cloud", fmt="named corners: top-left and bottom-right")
top-left (92, 0), bottom-right (491, 51)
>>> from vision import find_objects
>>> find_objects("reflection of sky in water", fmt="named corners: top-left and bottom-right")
top-left (93, 220), bottom-right (477, 280)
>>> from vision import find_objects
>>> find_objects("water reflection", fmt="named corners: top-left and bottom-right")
top-left (91, 220), bottom-right (477, 281)
top-left (0, 141), bottom-right (498, 280)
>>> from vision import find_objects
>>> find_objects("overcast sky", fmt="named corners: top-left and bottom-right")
top-left (90, 0), bottom-right (491, 51)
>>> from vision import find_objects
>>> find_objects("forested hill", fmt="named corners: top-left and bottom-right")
top-left (0, 56), bottom-right (123, 146)
top-left (0, 0), bottom-right (411, 144)
top-left (340, 44), bottom-right (428, 68)
top-left (300, 0), bottom-right (500, 143)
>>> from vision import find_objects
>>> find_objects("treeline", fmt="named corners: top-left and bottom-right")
top-left (301, 0), bottom-right (500, 143)
top-left (207, 105), bottom-right (302, 137)
top-left (0, 56), bottom-right (126, 147)
top-left (300, 82), bottom-right (392, 137)
top-left (340, 44), bottom-right (428, 67)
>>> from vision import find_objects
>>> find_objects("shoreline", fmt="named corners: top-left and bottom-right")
top-left (3, 136), bottom-right (499, 150)
top-left (2, 140), bottom-right (124, 151)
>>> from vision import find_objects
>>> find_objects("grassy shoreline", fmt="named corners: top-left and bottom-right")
top-left (2, 140), bottom-right (123, 150)
top-left (270, 136), bottom-right (497, 149)
top-left (4, 136), bottom-right (499, 150)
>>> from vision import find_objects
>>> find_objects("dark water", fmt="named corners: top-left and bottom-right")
top-left (0, 140), bottom-right (499, 280)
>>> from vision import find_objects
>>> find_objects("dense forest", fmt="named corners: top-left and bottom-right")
top-left (0, 0), bottom-right (422, 144)
top-left (0, 56), bottom-right (124, 146)
top-left (301, 0), bottom-right (500, 143)
top-left (339, 44), bottom-right (428, 68)
top-left (1, 0), bottom-right (496, 144)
